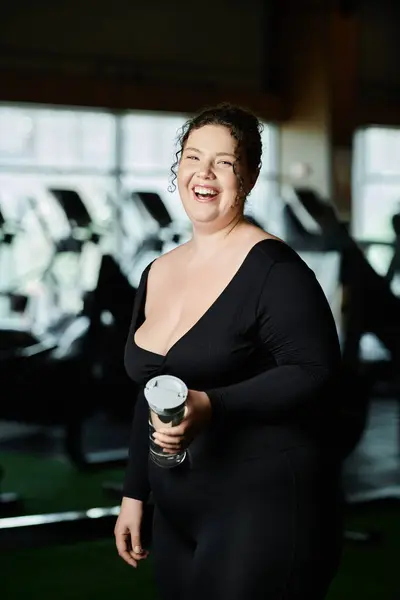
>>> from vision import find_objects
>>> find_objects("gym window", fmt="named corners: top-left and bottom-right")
top-left (0, 103), bottom-right (278, 329)
top-left (352, 126), bottom-right (400, 294)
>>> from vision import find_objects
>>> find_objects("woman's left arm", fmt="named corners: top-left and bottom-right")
top-left (205, 259), bottom-right (342, 421)
top-left (154, 258), bottom-right (342, 451)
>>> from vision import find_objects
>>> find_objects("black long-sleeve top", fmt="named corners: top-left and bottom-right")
top-left (123, 240), bottom-right (342, 502)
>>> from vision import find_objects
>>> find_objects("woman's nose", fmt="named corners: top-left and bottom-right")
top-left (197, 162), bottom-right (215, 178)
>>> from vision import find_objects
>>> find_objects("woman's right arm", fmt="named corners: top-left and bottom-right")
top-left (114, 495), bottom-right (149, 568)
top-left (115, 387), bottom-right (150, 567)
top-left (121, 261), bottom-right (154, 502)
top-left (115, 378), bottom-right (151, 567)
top-left (122, 392), bottom-right (151, 502)
top-left (114, 264), bottom-right (153, 567)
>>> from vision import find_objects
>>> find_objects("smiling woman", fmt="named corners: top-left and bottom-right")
top-left (114, 102), bottom-right (343, 600)
top-left (171, 104), bottom-right (263, 233)
top-left (178, 125), bottom-right (245, 226)
top-left (172, 102), bottom-right (263, 198)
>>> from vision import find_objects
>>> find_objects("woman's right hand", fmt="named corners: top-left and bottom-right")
top-left (114, 497), bottom-right (150, 568)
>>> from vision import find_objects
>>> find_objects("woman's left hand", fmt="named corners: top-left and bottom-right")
top-left (152, 390), bottom-right (212, 454)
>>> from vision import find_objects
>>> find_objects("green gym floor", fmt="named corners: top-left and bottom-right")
top-left (1, 395), bottom-right (399, 600)
top-left (1, 451), bottom-right (399, 600)
top-left (2, 508), bottom-right (398, 600)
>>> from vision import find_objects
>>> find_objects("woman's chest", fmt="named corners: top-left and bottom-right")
top-left (125, 257), bottom-right (272, 388)
top-left (126, 303), bottom-right (270, 390)
top-left (139, 269), bottom-right (243, 346)
top-left (135, 285), bottom-right (224, 355)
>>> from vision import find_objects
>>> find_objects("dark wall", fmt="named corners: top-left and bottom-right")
top-left (0, 0), bottom-right (269, 90)
top-left (359, 0), bottom-right (400, 101)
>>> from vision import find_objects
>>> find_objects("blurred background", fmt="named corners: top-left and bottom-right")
top-left (0, 0), bottom-right (399, 598)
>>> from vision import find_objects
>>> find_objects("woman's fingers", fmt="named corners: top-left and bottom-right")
top-left (129, 535), bottom-right (149, 562)
top-left (131, 548), bottom-right (150, 560)
top-left (158, 423), bottom-right (186, 437)
top-left (153, 419), bottom-right (193, 451)
top-left (153, 433), bottom-right (193, 452)
top-left (153, 432), bottom-right (183, 447)
top-left (115, 532), bottom-right (139, 568)
top-left (115, 530), bottom-right (149, 568)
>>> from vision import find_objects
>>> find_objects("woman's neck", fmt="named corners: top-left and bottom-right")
top-left (188, 213), bottom-right (246, 260)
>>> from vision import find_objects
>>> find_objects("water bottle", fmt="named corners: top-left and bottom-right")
top-left (144, 374), bottom-right (188, 468)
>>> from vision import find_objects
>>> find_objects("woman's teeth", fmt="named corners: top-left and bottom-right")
top-left (193, 185), bottom-right (219, 200)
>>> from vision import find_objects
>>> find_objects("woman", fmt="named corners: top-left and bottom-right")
top-left (114, 103), bottom-right (343, 600)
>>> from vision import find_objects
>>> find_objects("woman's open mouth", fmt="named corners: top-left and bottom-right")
top-left (192, 185), bottom-right (220, 203)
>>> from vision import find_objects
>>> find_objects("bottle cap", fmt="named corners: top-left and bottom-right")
top-left (144, 374), bottom-right (188, 417)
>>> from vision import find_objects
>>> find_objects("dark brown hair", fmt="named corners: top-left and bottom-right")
top-left (169, 102), bottom-right (263, 198)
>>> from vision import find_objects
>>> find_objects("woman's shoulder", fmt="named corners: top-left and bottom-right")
top-left (242, 229), bottom-right (309, 282)
top-left (144, 242), bottom-right (189, 286)
top-left (242, 227), bottom-right (295, 263)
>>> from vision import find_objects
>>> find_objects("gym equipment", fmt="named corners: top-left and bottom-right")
top-left (123, 191), bottom-right (190, 287)
top-left (29, 188), bottom-right (103, 319)
top-left (288, 188), bottom-right (400, 367)
top-left (386, 207), bottom-right (400, 285)
top-left (281, 187), bottom-right (396, 542)
top-left (0, 194), bottom-right (27, 319)
top-left (0, 251), bottom-right (142, 473)
top-left (0, 186), bottom-right (134, 472)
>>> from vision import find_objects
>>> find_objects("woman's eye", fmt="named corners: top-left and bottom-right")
top-left (187, 155), bottom-right (199, 160)
top-left (219, 161), bottom-right (233, 166)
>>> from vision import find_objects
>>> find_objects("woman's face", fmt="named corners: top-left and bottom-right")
top-left (177, 124), bottom-right (248, 228)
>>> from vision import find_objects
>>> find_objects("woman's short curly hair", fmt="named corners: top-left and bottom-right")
top-left (168, 102), bottom-right (263, 199)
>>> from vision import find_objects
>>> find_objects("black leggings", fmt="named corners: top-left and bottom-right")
top-left (149, 448), bottom-right (343, 600)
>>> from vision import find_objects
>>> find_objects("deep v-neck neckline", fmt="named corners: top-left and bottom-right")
top-left (133, 238), bottom-right (278, 360)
